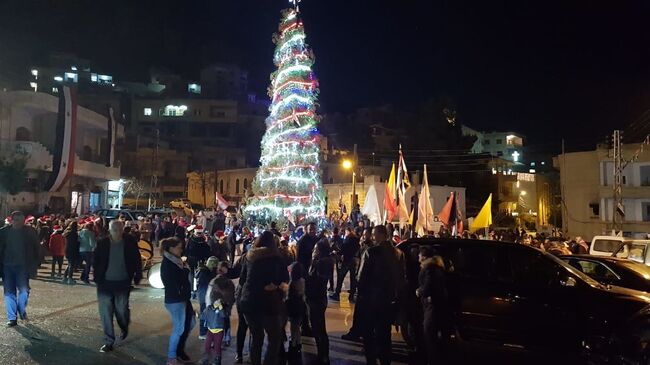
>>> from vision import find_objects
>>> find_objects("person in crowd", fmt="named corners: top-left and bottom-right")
top-left (306, 239), bottom-right (335, 364)
top-left (296, 222), bottom-right (319, 335)
top-left (350, 204), bottom-right (362, 227)
top-left (78, 222), bottom-right (97, 284)
top-left (226, 225), bottom-right (240, 264)
top-left (160, 237), bottom-right (195, 365)
top-left (49, 225), bottom-right (66, 278)
top-left (357, 225), bottom-right (406, 365)
top-left (196, 211), bottom-right (207, 230)
top-left (0, 211), bottom-right (40, 327)
top-left (270, 221), bottom-right (281, 237)
top-left (328, 227), bottom-right (343, 292)
top-left (153, 214), bottom-right (162, 246)
top-left (574, 236), bottom-right (589, 254)
top-left (187, 226), bottom-right (212, 296)
top-left (207, 261), bottom-right (236, 347)
top-left (200, 298), bottom-right (227, 365)
top-left (330, 226), bottom-right (360, 302)
top-left (233, 243), bottom-right (251, 364)
top-left (197, 257), bottom-right (219, 340)
top-left (93, 219), bottom-right (142, 353)
top-left (417, 245), bottom-right (450, 364)
top-left (63, 221), bottom-right (80, 284)
top-left (286, 262), bottom-right (306, 359)
top-left (159, 216), bottom-right (174, 241)
top-left (341, 227), bottom-right (375, 341)
top-left (238, 230), bottom-right (290, 365)
top-left (208, 231), bottom-right (228, 262)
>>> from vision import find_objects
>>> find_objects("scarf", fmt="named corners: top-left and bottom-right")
top-left (164, 251), bottom-right (186, 270)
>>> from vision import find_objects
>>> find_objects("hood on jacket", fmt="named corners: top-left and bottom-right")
top-left (420, 256), bottom-right (445, 270)
top-left (247, 247), bottom-right (280, 263)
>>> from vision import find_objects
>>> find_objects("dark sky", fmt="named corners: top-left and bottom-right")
top-left (0, 0), bottom-right (649, 152)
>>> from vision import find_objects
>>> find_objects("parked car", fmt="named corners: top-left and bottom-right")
top-left (397, 238), bottom-right (650, 363)
top-left (94, 209), bottom-right (146, 222)
top-left (560, 255), bottom-right (650, 293)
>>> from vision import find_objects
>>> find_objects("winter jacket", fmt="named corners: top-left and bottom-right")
top-left (196, 266), bottom-right (217, 293)
top-left (226, 231), bottom-right (239, 254)
top-left (93, 234), bottom-right (143, 287)
top-left (305, 254), bottom-right (334, 305)
top-left (339, 235), bottom-right (360, 263)
top-left (160, 253), bottom-right (191, 304)
top-left (186, 236), bottom-right (211, 268)
top-left (286, 278), bottom-right (306, 318)
top-left (48, 233), bottom-right (66, 257)
top-left (296, 234), bottom-right (319, 274)
top-left (64, 229), bottom-right (80, 259)
top-left (0, 225), bottom-right (40, 278)
top-left (207, 237), bottom-right (227, 262)
top-left (238, 247), bottom-right (289, 316)
top-left (357, 240), bottom-right (406, 310)
top-left (418, 257), bottom-right (449, 308)
top-left (206, 274), bottom-right (236, 312)
top-left (78, 228), bottom-right (97, 253)
top-left (201, 302), bottom-right (227, 331)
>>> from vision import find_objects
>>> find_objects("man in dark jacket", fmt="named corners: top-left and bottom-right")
top-left (186, 227), bottom-right (212, 296)
top-left (295, 222), bottom-right (318, 274)
top-left (226, 226), bottom-right (240, 264)
top-left (330, 227), bottom-right (360, 302)
top-left (93, 220), bottom-right (142, 353)
top-left (211, 210), bottom-right (226, 236)
top-left (356, 225), bottom-right (406, 365)
top-left (0, 211), bottom-right (40, 327)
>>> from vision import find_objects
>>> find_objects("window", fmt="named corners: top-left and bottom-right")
top-left (570, 260), bottom-right (618, 282)
top-left (235, 179), bottom-right (240, 194)
top-left (188, 83), bottom-right (201, 94)
top-left (219, 180), bottom-right (224, 194)
top-left (210, 106), bottom-right (226, 118)
top-left (589, 202), bottom-right (600, 216)
top-left (643, 202), bottom-right (650, 222)
top-left (15, 127), bottom-right (32, 141)
top-left (497, 151), bottom-right (503, 157)
top-left (496, 139), bottom-right (503, 145)
top-left (641, 166), bottom-right (650, 186)
top-left (144, 108), bottom-right (152, 116)
top-left (161, 105), bottom-right (188, 117)
top-left (450, 247), bottom-right (512, 283)
top-left (623, 175), bottom-right (627, 185)
top-left (52, 87), bottom-right (58, 93)
top-left (484, 139), bottom-right (490, 145)
top-left (243, 178), bottom-right (248, 190)
top-left (510, 249), bottom-right (560, 288)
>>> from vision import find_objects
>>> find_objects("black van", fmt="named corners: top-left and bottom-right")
top-left (397, 238), bottom-right (650, 363)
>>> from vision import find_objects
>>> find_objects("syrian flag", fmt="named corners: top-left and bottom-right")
top-left (215, 192), bottom-right (229, 210)
top-left (44, 86), bottom-right (77, 192)
top-left (106, 106), bottom-right (116, 167)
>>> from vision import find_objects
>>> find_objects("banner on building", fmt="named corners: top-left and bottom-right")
top-left (44, 86), bottom-right (77, 192)
top-left (106, 106), bottom-right (116, 167)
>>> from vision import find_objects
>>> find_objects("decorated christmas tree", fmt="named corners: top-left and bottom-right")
top-left (245, 4), bottom-right (326, 223)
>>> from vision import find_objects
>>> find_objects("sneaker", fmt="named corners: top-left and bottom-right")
top-left (198, 335), bottom-right (206, 340)
top-left (329, 293), bottom-right (340, 301)
top-left (100, 344), bottom-right (113, 353)
top-left (6, 320), bottom-right (17, 327)
top-left (235, 355), bottom-right (243, 364)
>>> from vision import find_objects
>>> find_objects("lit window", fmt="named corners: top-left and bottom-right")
top-left (188, 83), bottom-right (201, 94)
top-left (530, 162), bottom-right (536, 167)
top-left (91, 74), bottom-right (98, 82)
top-left (98, 75), bottom-right (113, 84)
top-left (529, 169), bottom-right (536, 174)
top-left (161, 105), bottom-right (188, 117)
top-left (71, 66), bottom-right (78, 71)
top-left (52, 87), bottom-right (58, 93)
top-left (65, 72), bottom-right (78, 83)
top-left (144, 108), bottom-right (152, 116)
top-left (54, 76), bottom-right (63, 82)
top-left (29, 82), bottom-right (37, 91)
top-left (541, 161), bottom-right (545, 165)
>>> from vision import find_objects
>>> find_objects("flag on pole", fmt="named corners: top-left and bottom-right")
top-left (384, 163), bottom-right (397, 222)
top-left (215, 192), bottom-right (229, 210)
top-left (396, 147), bottom-right (411, 197)
top-left (470, 194), bottom-right (493, 233)
top-left (416, 164), bottom-right (435, 233)
top-left (397, 187), bottom-right (410, 227)
top-left (438, 192), bottom-right (463, 235)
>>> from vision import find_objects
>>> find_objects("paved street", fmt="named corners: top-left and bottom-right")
top-left (0, 261), bottom-right (410, 365)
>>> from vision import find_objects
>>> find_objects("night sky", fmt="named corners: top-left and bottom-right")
top-left (0, 0), bottom-right (648, 152)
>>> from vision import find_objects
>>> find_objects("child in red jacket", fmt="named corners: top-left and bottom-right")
top-left (48, 225), bottom-right (66, 277)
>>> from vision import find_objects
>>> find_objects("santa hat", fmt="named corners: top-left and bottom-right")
top-left (4, 216), bottom-right (12, 225)
top-left (38, 215), bottom-right (50, 224)
top-left (53, 225), bottom-right (63, 232)
top-left (25, 215), bottom-right (35, 224)
top-left (194, 225), bottom-right (204, 233)
top-left (215, 230), bottom-right (225, 238)
top-left (187, 224), bottom-right (196, 232)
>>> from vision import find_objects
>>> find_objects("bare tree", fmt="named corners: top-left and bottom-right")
top-left (124, 177), bottom-right (146, 210)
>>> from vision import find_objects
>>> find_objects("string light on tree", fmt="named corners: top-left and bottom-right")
top-left (246, 4), bottom-right (326, 223)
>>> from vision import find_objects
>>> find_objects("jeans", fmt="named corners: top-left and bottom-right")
top-left (244, 312), bottom-right (283, 365)
top-left (198, 286), bottom-right (208, 336)
top-left (64, 256), bottom-right (78, 280)
top-left (165, 301), bottom-right (196, 359)
top-left (308, 300), bottom-right (329, 361)
top-left (97, 284), bottom-right (131, 345)
top-left (51, 256), bottom-right (64, 276)
top-left (79, 251), bottom-right (94, 282)
top-left (335, 260), bottom-right (358, 295)
top-left (236, 309), bottom-right (249, 357)
top-left (3, 264), bottom-right (30, 321)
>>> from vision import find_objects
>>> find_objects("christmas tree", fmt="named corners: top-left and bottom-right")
top-left (245, 4), bottom-right (326, 223)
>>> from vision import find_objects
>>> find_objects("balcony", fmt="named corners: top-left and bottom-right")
top-left (599, 186), bottom-right (650, 199)
top-left (74, 155), bottom-right (120, 181)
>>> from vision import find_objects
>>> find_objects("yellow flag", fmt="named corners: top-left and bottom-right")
top-left (470, 194), bottom-right (492, 233)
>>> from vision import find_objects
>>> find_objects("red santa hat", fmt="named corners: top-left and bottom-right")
top-left (194, 225), bottom-right (204, 233)
top-left (53, 225), bottom-right (63, 232)
top-left (38, 215), bottom-right (50, 224)
top-left (187, 224), bottom-right (196, 232)
top-left (24, 215), bottom-right (35, 224)
top-left (215, 230), bottom-right (225, 238)
top-left (4, 216), bottom-right (12, 225)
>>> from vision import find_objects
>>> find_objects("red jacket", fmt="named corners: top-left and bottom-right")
top-left (49, 233), bottom-right (66, 257)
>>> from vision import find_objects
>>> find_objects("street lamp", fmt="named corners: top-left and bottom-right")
top-left (341, 159), bottom-right (357, 207)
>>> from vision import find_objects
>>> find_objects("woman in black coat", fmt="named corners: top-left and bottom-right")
top-left (62, 221), bottom-right (79, 284)
top-left (305, 238), bottom-right (334, 365)
top-left (161, 237), bottom-right (195, 365)
top-left (238, 231), bottom-right (289, 365)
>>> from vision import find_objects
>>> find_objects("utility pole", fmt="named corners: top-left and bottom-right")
top-left (148, 128), bottom-right (160, 211)
top-left (612, 130), bottom-right (624, 235)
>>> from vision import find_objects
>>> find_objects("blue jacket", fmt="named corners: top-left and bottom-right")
top-left (201, 303), bottom-right (226, 330)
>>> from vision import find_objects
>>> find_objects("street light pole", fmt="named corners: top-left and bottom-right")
top-left (352, 170), bottom-right (357, 207)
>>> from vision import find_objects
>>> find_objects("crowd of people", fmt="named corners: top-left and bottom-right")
top-left (0, 206), bottom-right (595, 365)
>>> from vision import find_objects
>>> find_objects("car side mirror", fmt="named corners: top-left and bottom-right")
top-left (560, 276), bottom-right (577, 287)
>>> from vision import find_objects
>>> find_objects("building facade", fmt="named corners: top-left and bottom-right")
top-left (555, 145), bottom-right (650, 239)
top-left (0, 91), bottom-right (124, 215)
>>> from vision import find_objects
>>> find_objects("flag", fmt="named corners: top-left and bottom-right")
top-left (397, 187), bottom-right (410, 227)
top-left (106, 106), bottom-right (116, 167)
top-left (396, 147), bottom-right (411, 197)
top-left (361, 184), bottom-right (383, 225)
top-left (416, 164), bottom-right (435, 232)
top-left (438, 192), bottom-right (463, 236)
top-left (44, 86), bottom-right (77, 192)
top-left (470, 194), bottom-right (492, 233)
top-left (383, 163), bottom-right (397, 222)
top-left (215, 192), bottom-right (229, 210)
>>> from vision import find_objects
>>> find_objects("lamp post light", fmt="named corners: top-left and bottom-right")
top-left (342, 159), bottom-right (357, 207)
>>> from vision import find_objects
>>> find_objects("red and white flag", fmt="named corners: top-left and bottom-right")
top-left (215, 192), bottom-right (229, 210)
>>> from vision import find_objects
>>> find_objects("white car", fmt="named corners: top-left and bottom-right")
top-left (590, 235), bottom-right (650, 266)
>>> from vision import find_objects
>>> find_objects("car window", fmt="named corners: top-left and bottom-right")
top-left (573, 260), bottom-right (618, 281)
top-left (629, 244), bottom-right (647, 263)
top-left (450, 246), bottom-right (513, 283)
top-left (593, 239), bottom-right (624, 253)
top-left (510, 248), bottom-right (562, 287)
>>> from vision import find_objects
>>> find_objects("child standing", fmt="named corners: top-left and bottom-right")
top-left (200, 299), bottom-right (227, 365)
top-left (197, 256), bottom-right (219, 340)
top-left (48, 225), bottom-right (65, 278)
top-left (206, 261), bottom-right (235, 346)
top-left (286, 262), bottom-right (306, 358)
